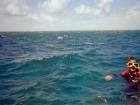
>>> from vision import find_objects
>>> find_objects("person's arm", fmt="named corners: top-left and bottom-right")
top-left (112, 74), bottom-right (122, 77)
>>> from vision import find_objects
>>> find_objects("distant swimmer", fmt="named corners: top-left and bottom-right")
top-left (105, 56), bottom-right (140, 84)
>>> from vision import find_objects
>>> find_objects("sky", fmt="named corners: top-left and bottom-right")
top-left (0, 0), bottom-right (140, 31)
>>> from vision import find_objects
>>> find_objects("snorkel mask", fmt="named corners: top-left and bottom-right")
top-left (127, 62), bottom-right (139, 69)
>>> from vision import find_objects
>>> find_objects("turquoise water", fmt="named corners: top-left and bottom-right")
top-left (0, 31), bottom-right (140, 105)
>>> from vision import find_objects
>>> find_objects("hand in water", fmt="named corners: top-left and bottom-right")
top-left (104, 75), bottom-right (113, 81)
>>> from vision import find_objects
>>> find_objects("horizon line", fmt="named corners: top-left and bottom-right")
top-left (0, 29), bottom-right (140, 33)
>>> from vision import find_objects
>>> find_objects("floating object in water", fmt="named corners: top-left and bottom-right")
top-left (57, 36), bottom-right (63, 40)
top-left (64, 34), bottom-right (68, 38)
top-left (104, 75), bottom-right (113, 81)
top-left (0, 33), bottom-right (6, 38)
top-left (84, 42), bottom-right (94, 45)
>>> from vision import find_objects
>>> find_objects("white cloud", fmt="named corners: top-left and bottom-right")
top-left (72, 2), bottom-right (140, 30)
top-left (5, 0), bottom-right (29, 16)
top-left (3, 0), bottom-right (70, 22)
top-left (75, 0), bottom-right (113, 15)
top-left (75, 4), bottom-right (93, 14)
top-left (40, 0), bottom-right (70, 14)
top-left (28, 0), bottom-right (70, 22)
top-left (28, 13), bottom-right (57, 23)
top-left (120, 3), bottom-right (140, 17)
top-left (98, 0), bottom-right (113, 14)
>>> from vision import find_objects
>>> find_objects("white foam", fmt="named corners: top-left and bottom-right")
top-left (57, 36), bottom-right (63, 40)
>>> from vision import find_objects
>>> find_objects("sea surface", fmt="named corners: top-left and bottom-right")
top-left (0, 31), bottom-right (140, 105)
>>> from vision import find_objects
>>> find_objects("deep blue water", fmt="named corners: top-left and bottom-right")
top-left (0, 31), bottom-right (140, 105)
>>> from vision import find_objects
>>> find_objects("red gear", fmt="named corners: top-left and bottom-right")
top-left (121, 70), bottom-right (140, 83)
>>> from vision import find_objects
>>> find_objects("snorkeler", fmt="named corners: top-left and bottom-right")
top-left (105, 56), bottom-right (140, 84)
top-left (105, 57), bottom-right (140, 103)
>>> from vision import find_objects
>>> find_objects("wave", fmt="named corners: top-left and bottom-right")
top-left (0, 51), bottom-right (94, 79)
top-left (11, 50), bottom-right (84, 64)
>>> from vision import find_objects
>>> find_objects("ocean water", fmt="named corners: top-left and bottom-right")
top-left (0, 31), bottom-right (140, 105)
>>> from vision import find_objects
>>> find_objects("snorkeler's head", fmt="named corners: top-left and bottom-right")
top-left (128, 56), bottom-right (138, 62)
top-left (127, 56), bottom-right (139, 71)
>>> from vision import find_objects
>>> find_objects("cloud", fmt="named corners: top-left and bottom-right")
top-left (120, 3), bottom-right (140, 16)
top-left (75, 4), bottom-right (93, 15)
top-left (3, 0), bottom-right (70, 22)
top-left (75, 0), bottom-right (113, 15)
top-left (0, 0), bottom-right (140, 31)
top-left (28, 0), bottom-right (70, 22)
top-left (5, 0), bottom-right (29, 16)
top-left (40, 0), bottom-right (70, 14)
top-left (98, 0), bottom-right (113, 14)
top-left (29, 0), bottom-right (70, 22)
top-left (28, 13), bottom-right (57, 23)
top-left (73, 2), bottom-right (140, 30)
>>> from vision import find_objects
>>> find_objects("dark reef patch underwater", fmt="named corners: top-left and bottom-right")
top-left (0, 31), bottom-right (140, 105)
